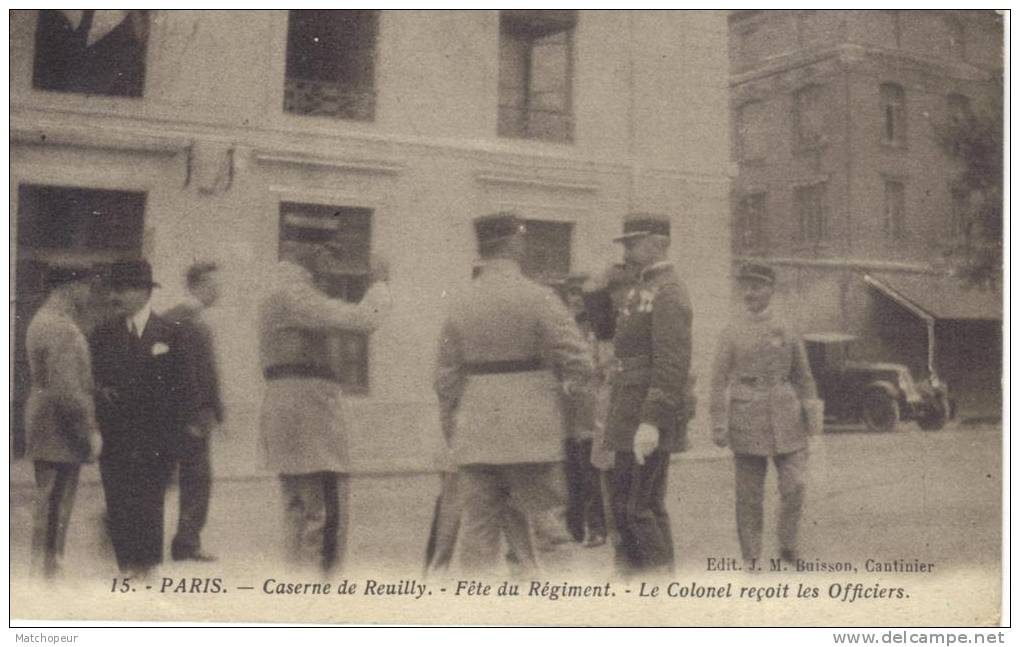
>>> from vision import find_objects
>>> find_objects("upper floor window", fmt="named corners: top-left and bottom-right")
top-left (880, 83), bottom-right (907, 146)
top-left (736, 193), bottom-right (767, 251)
top-left (278, 201), bottom-right (375, 391)
top-left (523, 219), bottom-right (572, 281)
top-left (736, 100), bottom-right (767, 161)
top-left (498, 10), bottom-right (576, 143)
top-left (793, 85), bottom-right (826, 150)
top-left (794, 183), bottom-right (827, 245)
top-left (284, 10), bottom-right (378, 121)
top-left (883, 179), bottom-right (906, 240)
top-left (32, 10), bottom-right (149, 97)
top-left (945, 15), bottom-right (966, 60)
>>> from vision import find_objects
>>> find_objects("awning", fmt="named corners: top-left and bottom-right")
top-left (863, 272), bottom-right (1003, 322)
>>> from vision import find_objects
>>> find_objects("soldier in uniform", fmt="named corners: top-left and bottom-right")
top-left (434, 213), bottom-right (593, 576)
top-left (709, 263), bottom-right (819, 566)
top-left (605, 213), bottom-right (693, 577)
top-left (24, 265), bottom-right (104, 578)
top-left (258, 241), bottom-right (391, 574)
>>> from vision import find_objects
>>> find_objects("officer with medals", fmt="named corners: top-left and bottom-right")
top-left (604, 213), bottom-right (693, 577)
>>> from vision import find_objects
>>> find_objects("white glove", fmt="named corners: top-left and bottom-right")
top-left (633, 423), bottom-right (659, 465)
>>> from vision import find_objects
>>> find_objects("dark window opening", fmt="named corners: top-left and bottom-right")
top-left (737, 193), bottom-right (767, 251)
top-left (522, 219), bottom-right (573, 281)
top-left (795, 183), bottom-right (827, 245)
top-left (883, 179), bottom-right (906, 240)
top-left (32, 9), bottom-right (149, 97)
top-left (499, 10), bottom-right (576, 143)
top-left (880, 83), bottom-right (907, 145)
top-left (278, 202), bottom-right (374, 391)
top-left (284, 10), bottom-right (378, 121)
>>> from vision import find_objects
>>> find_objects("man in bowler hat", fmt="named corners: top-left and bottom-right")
top-left (90, 260), bottom-right (187, 575)
top-left (25, 265), bottom-right (104, 578)
top-left (605, 213), bottom-right (693, 577)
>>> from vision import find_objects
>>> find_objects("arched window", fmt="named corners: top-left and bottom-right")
top-left (880, 83), bottom-right (907, 145)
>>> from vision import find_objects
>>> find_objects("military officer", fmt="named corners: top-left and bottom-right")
top-left (258, 241), bottom-right (392, 574)
top-left (434, 213), bottom-right (593, 575)
top-left (709, 263), bottom-right (819, 566)
top-left (605, 213), bottom-right (693, 577)
top-left (25, 265), bottom-right (104, 578)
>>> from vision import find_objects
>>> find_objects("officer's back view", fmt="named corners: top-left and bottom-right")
top-left (434, 213), bottom-right (593, 575)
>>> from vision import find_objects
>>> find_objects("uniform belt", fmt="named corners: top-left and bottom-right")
top-left (464, 358), bottom-right (543, 375)
top-left (264, 364), bottom-right (340, 383)
top-left (737, 375), bottom-right (789, 388)
top-left (617, 355), bottom-right (651, 370)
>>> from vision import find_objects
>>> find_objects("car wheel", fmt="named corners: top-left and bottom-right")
top-left (862, 389), bottom-right (899, 432)
top-left (917, 395), bottom-right (949, 431)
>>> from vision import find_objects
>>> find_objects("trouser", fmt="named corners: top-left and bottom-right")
top-left (279, 471), bottom-right (350, 574)
top-left (608, 450), bottom-right (674, 578)
top-left (457, 462), bottom-right (569, 576)
top-left (424, 472), bottom-right (536, 575)
top-left (564, 438), bottom-right (607, 542)
top-left (100, 452), bottom-right (173, 573)
top-left (734, 449), bottom-right (808, 561)
top-left (171, 434), bottom-right (212, 558)
top-left (31, 461), bottom-right (81, 578)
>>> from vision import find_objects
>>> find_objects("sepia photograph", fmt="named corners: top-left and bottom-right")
top-left (7, 8), bottom-right (1007, 629)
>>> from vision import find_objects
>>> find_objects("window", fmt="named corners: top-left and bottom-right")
top-left (522, 219), bottom-right (572, 281)
top-left (737, 193), bottom-right (767, 251)
top-left (17, 184), bottom-right (146, 252)
top-left (883, 179), bottom-right (906, 240)
top-left (793, 85), bottom-right (826, 149)
top-left (284, 10), bottom-right (378, 121)
top-left (794, 183), bottom-right (827, 245)
top-left (736, 101), bottom-right (767, 161)
top-left (945, 16), bottom-right (966, 60)
top-left (950, 186), bottom-right (970, 239)
top-left (13, 184), bottom-right (146, 457)
top-left (32, 10), bottom-right (149, 97)
top-left (498, 10), bottom-right (576, 143)
top-left (880, 83), bottom-right (907, 146)
top-left (947, 93), bottom-right (972, 126)
top-left (278, 202), bottom-right (374, 391)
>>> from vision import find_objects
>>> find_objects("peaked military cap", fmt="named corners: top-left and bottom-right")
top-left (474, 212), bottom-right (527, 248)
top-left (613, 212), bottom-right (671, 242)
top-left (736, 262), bottom-right (776, 285)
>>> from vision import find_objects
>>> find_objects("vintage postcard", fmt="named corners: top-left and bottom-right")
top-left (9, 9), bottom-right (1005, 627)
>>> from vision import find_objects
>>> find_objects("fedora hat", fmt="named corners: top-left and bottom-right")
top-left (107, 260), bottom-right (160, 289)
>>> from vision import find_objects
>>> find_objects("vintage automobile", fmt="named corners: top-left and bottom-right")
top-left (803, 333), bottom-right (952, 432)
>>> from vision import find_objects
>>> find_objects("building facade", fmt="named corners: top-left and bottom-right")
top-left (11, 10), bottom-right (732, 475)
top-left (728, 10), bottom-right (1003, 418)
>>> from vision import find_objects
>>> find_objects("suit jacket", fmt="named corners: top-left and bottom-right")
top-left (709, 307), bottom-right (818, 456)
top-left (90, 310), bottom-right (188, 462)
top-left (163, 301), bottom-right (223, 434)
top-left (24, 292), bottom-right (99, 462)
top-left (434, 258), bottom-right (594, 465)
top-left (605, 262), bottom-right (693, 453)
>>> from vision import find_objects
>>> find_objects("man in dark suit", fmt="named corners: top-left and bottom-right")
top-left (163, 261), bottom-right (224, 562)
top-left (91, 260), bottom-right (186, 576)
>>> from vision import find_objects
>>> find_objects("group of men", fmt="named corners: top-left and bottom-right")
top-left (433, 211), bottom-right (822, 578)
top-left (23, 208), bottom-right (821, 582)
top-left (25, 259), bottom-right (222, 578)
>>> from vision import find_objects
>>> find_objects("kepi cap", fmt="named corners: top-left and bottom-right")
top-left (613, 212), bottom-right (671, 243)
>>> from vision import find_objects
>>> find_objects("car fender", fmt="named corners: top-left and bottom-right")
top-left (864, 380), bottom-right (899, 400)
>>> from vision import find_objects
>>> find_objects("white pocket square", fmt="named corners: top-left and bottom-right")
top-left (151, 342), bottom-right (170, 356)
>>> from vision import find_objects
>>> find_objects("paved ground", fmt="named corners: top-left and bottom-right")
top-left (10, 422), bottom-right (1002, 624)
